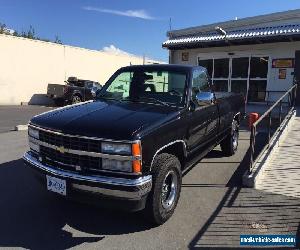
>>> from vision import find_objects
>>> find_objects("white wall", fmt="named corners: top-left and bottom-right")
top-left (170, 41), bottom-right (300, 102)
top-left (0, 34), bottom-right (146, 105)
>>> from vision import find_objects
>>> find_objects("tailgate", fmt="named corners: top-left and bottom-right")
top-left (47, 84), bottom-right (65, 98)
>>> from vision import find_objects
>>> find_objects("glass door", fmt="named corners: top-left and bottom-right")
top-left (248, 57), bottom-right (269, 102)
top-left (230, 57), bottom-right (249, 99)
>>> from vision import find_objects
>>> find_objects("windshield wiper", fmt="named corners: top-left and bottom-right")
top-left (96, 95), bottom-right (120, 101)
top-left (138, 97), bottom-right (171, 107)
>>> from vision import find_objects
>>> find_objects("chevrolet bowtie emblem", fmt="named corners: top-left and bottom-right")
top-left (57, 146), bottom-right (65, 154)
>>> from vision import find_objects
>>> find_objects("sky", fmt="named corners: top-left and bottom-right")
top-left (0, 0), bottom-right (300, 61)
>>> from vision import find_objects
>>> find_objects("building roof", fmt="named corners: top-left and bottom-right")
top-left (163, 9), bottom-right (300, 49)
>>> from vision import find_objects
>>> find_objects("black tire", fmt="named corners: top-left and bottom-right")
top-left (220, 119), bottom-right (239, 156)
top-left (72, 95), bottom-right (82, 104)
top-left (146, 153), bottom-right (182, 225)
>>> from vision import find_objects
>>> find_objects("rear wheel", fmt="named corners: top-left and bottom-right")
top-left (54, 98), bottom-right (64, 107)
top-left (220, 120), bottom-right (239, 156)
top-left (72, 95), bottom-right (82, 104)
top-left (146, 153), bottom-right (182, 225)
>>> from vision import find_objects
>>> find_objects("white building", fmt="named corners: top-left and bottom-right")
top-left (163, 9), bottom-right (300, 103)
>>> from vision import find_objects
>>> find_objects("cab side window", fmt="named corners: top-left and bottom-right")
top-left (192, 69), bottom-right (210, 100)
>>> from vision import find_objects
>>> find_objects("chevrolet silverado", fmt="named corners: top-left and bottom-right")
top-left (24, 64), bottom-right (245, 225)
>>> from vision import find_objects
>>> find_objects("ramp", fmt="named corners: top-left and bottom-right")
top-left (255, 108), bottom-right (300, 198)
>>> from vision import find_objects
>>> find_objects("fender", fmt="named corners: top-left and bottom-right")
top-left (150, 140), bottom-right (187, 171)
top-left (233, 112), bottom-right (241, 123)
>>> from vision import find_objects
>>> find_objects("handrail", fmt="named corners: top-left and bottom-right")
top-left (248, 84), bottom-right (297, 174)
top-left (247, 90), bottom-right (289, 104)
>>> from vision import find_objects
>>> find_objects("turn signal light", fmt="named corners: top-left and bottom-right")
top-left (132, 142), bottom-right (141, 173)
top-left (132, 160), bottom-right (141, 173)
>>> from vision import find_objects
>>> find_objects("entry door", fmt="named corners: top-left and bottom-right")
top-left (247, 57), bottom-right (269, 102)
top-left (230, 57), bottom-right (249, 100)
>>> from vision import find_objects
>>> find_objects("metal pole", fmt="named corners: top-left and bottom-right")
top-left (268, 112), bottom-right (272, 147)
top-left (293, 85), bottom-right (297, 107)
top-left (279, 100), bottom-right (282, 124)
top-left (249, 125), bottom-right (255, 174)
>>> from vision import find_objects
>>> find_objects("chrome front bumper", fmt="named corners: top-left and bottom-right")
top-left (23, 152), bottom-right (152, 200)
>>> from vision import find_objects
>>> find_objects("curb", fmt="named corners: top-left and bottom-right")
top-left (14, 124), bottom-right (28, 131)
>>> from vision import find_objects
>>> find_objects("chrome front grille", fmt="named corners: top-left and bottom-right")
top-left (29, 125), bottom-right (138, 175)
top-left (41, 146), bottom-right (102, 172)
top-left (39, 130), bottom-right (102, 153)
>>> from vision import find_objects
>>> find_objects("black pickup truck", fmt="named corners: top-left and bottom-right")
top-left (24, 64), bottom-right (245, 225)
top-left (47, 77), bottom-right (102, 105)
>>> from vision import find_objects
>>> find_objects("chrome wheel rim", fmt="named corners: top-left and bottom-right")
top-left (161, 170), bottom-right (178, 211)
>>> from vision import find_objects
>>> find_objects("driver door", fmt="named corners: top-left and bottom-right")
top-left (187, 69), bottom-right (219, 152)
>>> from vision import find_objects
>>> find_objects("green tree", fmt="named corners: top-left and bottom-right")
top-left (54, 35), bottom-right (62, 44)
top-left (0, 23), bottom-right (7, 34)
top-left (26, 25), bottom-right (35, 39)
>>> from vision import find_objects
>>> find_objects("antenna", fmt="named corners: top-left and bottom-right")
top-left (169, 17), bottom-right (172, 31)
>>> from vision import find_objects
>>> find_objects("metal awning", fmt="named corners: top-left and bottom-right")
top-left (163, 24), bottom-right (300, 49)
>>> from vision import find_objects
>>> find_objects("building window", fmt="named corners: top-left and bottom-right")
top-left (214, 58), bottom-right (229, 78)
top-left (198, 55), bottom-right (269, 102)
top-left (231, 57), bottom-right (249, 78)
top-left (198, 59), bottom-right (213, 78)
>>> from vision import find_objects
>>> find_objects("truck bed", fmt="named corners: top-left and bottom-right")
top-left (47, 84), bottom-right (65, 98)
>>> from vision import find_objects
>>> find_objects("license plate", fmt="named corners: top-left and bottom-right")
top-left (46, 175), bottom-right (66, 196)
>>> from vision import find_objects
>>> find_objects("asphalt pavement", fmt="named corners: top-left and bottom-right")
top-left (0, 130), bottom-right (298, 249)
top-left (0, 105), bottom-right (54, 133)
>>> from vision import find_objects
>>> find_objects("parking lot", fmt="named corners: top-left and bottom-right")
top-left (0, 105), bottom-right (54, 133)
top-left (0, 107), bottom-right (299, 249)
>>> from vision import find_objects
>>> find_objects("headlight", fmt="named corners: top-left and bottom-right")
top-left (102, 159), bottom-right (132, 172)
top-left (101, 142), bottom-right (131, 155)
top-left (28, 127), bottom-right (39, 139)
top-left (29, 141), bottom-right (40, 153)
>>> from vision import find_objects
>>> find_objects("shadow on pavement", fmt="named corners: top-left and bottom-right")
top-left (188, 146), bottom-right (300, 249)
top-left (0, 159), bottom-right (152, 249)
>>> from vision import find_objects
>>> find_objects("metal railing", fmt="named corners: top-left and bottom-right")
top-left (248, 84), bottom-right (297, 174)
top-left (246, 90), bottom-right (288, 104)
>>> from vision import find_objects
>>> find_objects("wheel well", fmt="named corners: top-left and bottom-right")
top-left (234, 113), bottom-right (241, 125)
top-left (156, 142), bottom-right (186, 169)
top-left (73, 93), bottom-right (82, 97)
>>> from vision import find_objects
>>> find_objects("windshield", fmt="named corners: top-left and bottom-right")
top-left (97, 69), bottom-right (187, 107)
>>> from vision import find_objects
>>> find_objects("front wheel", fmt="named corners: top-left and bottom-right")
top-left (220, 120), bottom-right (239, 156)
top-left (146, 153), bottom-right (182, 225)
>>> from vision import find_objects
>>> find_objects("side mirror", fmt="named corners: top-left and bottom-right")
top-left (195, 92), bottom-right (215, 106)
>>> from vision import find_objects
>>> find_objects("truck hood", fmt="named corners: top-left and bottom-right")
top-left (30, 100), bottom-right (179, 140)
